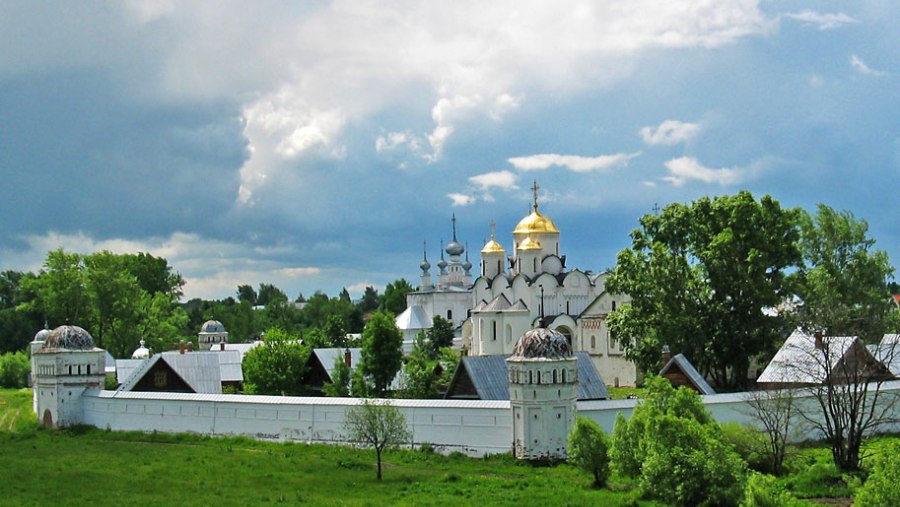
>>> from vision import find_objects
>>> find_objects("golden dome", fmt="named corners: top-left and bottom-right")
top-left (513, 209), bottom-right (559, 235)
top-left (517, 236), bottom-right (542, 251)
top-left (481, 239), bottom-right (505, 254)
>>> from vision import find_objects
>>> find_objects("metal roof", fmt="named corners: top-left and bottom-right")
top-left (115, 359), bottom-right (146, 385)
top-left (871, 334), bottom-right (900, 376)
top-left (395, 304), bottom-right (432, 331)
top-left (758, 330), bottom-right (863, 385)
top-left (310, 348), bottom-right (402, 390)
top-left (216, 342), bottom-right (263, 362)
top-left (445, 351), bottom-right (609, 401)
top-left (659, 353), bottom-right (716, 395)
top-left (117, 352), bottom-right (222, 394)
top-left (215, 350), bottom-right (244, 382)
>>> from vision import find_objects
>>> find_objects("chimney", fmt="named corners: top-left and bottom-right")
top-left (344, 348), bottom-right (352, 368)
top-left (179, 340), bottom-right (185, 354)
top-left (662, 345), bottom-right (671, 365)
top-left (187, 342), bottom-right (193, 352)
top-left (814, 330), bottom-right (824, 350)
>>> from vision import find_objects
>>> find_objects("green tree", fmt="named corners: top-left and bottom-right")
top-left (358, 286), bottom-right (380, 312)
top-left (121, 252), bottom-right (185, 298)
top-left (568, 417), bottom-right (611, 488)
top-left (0, 351), bottom-right (30, 388)
top-left (794, 204), bottom-right (895, 342)
top-left (607, 192), bottom-right (802, 388)
top-left (323, 314), bottom-right (349, 348)
top-left (426, 315), bottom-right (455, 358)
top-left (359, 311), bottom-right (403, 395)
top-left (0, 270), bottom-right (24, 309)
top-left (381, 279), bottom-right (413, 316)
top-left (343, 400), bottom-right (412, 480)
top-left (83, 251), bottom-right (145, 356)
top-left (323, 354), bottom-right (351, 397)
top-left (236, 284), bottom-right (257, 305)
top-left (242, 327), bottom-right (309, 395)
top-left (257, 283), bottom-right (288, 306)
top-left (23, 248), bottom-right (90, 325)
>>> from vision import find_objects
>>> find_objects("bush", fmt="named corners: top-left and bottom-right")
top-left (610, 376), bottom-right (747, 506)
top-left (0, 351), bottom-right (30, 388)
top-left (783, 462), bottom-right (849, 499)
top-left (567, 417), bottom-right (610, 488)
top-left (742, 472), bottom-right (807, 507)
top-left (721, 422), bottom-right (772, 473)
top-left (854, 440), bottom-right (900, 507)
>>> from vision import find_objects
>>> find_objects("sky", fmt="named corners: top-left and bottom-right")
top-left (2, 1), bottom-right (899, 301)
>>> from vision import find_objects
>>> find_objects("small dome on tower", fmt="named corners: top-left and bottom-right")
top-left (41, 325), bottom-right (96, 352)
top-left (445, 240), bottom-right (465, 256)
top-left (481, 239), bottom-right (505, 254)
top-left (131, 339), bottom-right (150, 359)
top-left (512, 328), bottom-right (572, 359)
top-left (420, 258), bottom-right (431, 272)
top-left (33, 326), bottom-right (51, 343)
top-left (201, 320), bottom-right (225, 333)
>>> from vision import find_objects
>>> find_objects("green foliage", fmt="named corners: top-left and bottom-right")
top-left (381, 278), bottom-right (413, 316)
top-left (0, 351), bottom-right (30, 388)
top-left (236, 284), bottom-right (257, 305)
top-left (359, 311), bottom-right (403, 395)
top-left (343, 400), bottom-right (412, 480)
top-left (323, 314), bottom-right (349, 348)
top-left (782, 462), bottom-right (850, 499)
top-left (611, 377), bottom-right (746, 506)
top-left (323, 355), bottom-right (351, 397)
top-left (567, 417), bottom-right (610, 488)
top-left (794, 204), bottom-right (895, 342)
top-left (607, 192), bottom-right (802, 388)
top-left (241, 328), bottom-right (309, 396)
top-left (358, 286), bottom-right (380, 313)
top-left (720, 422), bottom-right (772, 473)
top-left (426, 315), bottom-right (455, 358)
top-left (350, 367), bottom-right (373, 398)
top-left (855, 440), bottom-right (900, 507)
top-left (742, 472), bottom-right (808, 507)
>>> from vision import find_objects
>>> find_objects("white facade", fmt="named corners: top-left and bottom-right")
top-left (466, 184), bottom-right (637, 386)
top-left (33, 325), bottom-right (106, 428)
top-left (508, 329), bottom-right (578, 460)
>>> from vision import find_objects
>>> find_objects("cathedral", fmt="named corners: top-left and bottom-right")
top-left (463, 183), bottom-right (637, 387)
top-left (401, 182), bottom-right (637, 387)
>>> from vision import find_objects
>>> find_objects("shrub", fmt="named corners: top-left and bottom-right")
top-left (742, 472), bottom-right (807, 507)
top-left (0, 351), bottom-right (30, 388)
top-left (854, 440), bottom-right (900, 507)
top-left (720, 422), bottom-right (772, 473)
top-left (611, 411), bottom-right (642, 478)
top-left (783, 462), bottom-right (849, 499)
top-left (567, 417), bottom-right (610, 488)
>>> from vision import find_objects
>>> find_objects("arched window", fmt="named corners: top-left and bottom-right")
top-left (529, 371), bottom-right (533, 384)
top-left (553, 370), bottom-right (558, 383)
top-left (492, 321), bottom-right (497, 341)
top-left (561, 369), bottom-right (566, 383)
top-left (533, 258), bottom-right (537, 272)
top-left (447, 309), bottom-right (452, 320)
top-left (536, 371), bottom-right (541, 384)
top-left (591, 335), bottom-right (596, 349)
top-left (497, 259), bottom-right (501, 273)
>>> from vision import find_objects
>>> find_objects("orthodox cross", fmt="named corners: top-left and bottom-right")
top-left (531, 181), bottom-right (540, 210)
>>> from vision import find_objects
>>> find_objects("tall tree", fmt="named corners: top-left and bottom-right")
top-left (0, 270), bottom-right (24, 309)
top-left (323, 314), bottom-right (349, 348)
top-left (121, 252), bottom-right (185, 298)
top-left (360, 311), bottom-right (403, 395)
top-left (607, 192), bottom-right (802, 388)
top-left (24, 248), bottom-right (90, 325)
top-left (358, 286), bottom-right (380, 312)
top-left (257, 283), bottom-right (288, 306)
top-left (794, 204), bottom-right (895, 342)
top-left (426, 315), bottom-right (455, 359)
top-left (381, 279), bottom-right (413, 316)
top-left (236, 284), bottom-right (258, 305)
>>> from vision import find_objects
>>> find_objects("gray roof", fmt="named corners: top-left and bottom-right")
top-left (659, 353), bottom-right (716, 395)
top-left (117, 352), bottom-right (222, 394)
top-left (115, 358), bottom-right (146, 385)
top-left (445, 351), bottom-right (609, 401)
top-left (871, 334), bottom-right (900, 376)
top-left (215, 341), bottom-right (263, 361)
top-left (758, 330), bottom-right (864, 385)
top-left (215, 349), bottom-right (244, 382)
top-left (395, 304), bottom-right (431, 331)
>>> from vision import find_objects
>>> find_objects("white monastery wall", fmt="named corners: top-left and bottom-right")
top-left (83, 391), bottom-right (512, 456)
top-left (77, 381), bottom-right (900, 455)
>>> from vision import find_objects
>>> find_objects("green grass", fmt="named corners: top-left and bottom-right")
top-left (0, 389), bottom-right (657, 506)
top-left (607, 386), bottom-right (647, 400)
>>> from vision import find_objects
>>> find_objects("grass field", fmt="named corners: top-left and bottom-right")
top-left (0, 388), bottom-right (659, 507)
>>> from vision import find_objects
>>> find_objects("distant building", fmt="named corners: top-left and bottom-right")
top-left (117, 351), bottom-right (223, 394)
top-left (198, 319), bottom-right (228, 350)
top-left (658, 352), bottom-right (715, 395)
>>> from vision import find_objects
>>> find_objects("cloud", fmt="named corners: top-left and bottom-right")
top-left (508, 153), bottom-right (640, 173)
top-left (469, 170), bottom-right (519, 191)
top-left (851, 55), bottom-right (886, 77)
top-left (640, 120), bottom-right (701, 146)
top-left (662, 157), bottom-right (744, 187)
top-left (448, 193), bottom-right (476, 207)
top-left (784, 10), bottom-right (859, 31)
top-left (489, 93), bottom-right (523, 120)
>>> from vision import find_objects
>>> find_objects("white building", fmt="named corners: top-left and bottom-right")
top-left (396, 214), bottom-right (472, 348)
top-left (465, 182), bottom-right (638, 387)
top-left (32, 325), bottom-right (106, 428)
top-left (198, 319), bottom-right (228, 350)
